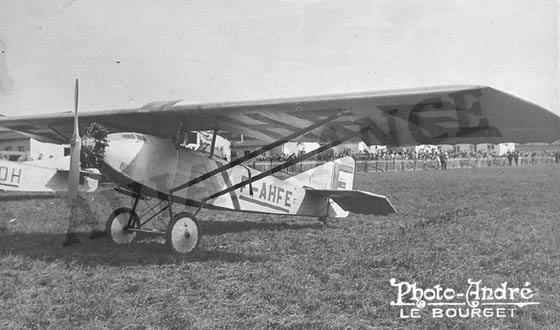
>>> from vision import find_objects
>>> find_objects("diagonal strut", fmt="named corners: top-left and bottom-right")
top-left (169, 110), bottom-right (349, 194)
top-left (201, 126), bottom-right (369, 203)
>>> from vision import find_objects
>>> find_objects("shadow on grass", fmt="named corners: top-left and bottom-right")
top-left (0, 193), bottom-right (63, 201)
top-left (0, 220), bottom-right (322, 266)
top-left (0, 231), bottom-right (265, 266)
top-left (200, 219), bottom-right (323, 236)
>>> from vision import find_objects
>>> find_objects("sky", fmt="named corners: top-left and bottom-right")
top-left (0, 0), bottom-right (558, 116)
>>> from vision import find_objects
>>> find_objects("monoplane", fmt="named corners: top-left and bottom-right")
top-left (0, 81), bottom-right (558, 254)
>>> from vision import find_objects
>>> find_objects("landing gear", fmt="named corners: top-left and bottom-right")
top-left (106, 207), bottom-right (139, 244)
top-left (106, 187), bottom-right (201, 255)
top-left (166, 212), bottom-right (201, 255)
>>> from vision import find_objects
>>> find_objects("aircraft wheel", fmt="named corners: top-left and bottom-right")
top-left (166, 212), bottom-right (201, 255)
top-left (106, 207), bottom-right (139, 244)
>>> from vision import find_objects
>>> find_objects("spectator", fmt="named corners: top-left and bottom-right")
top-left (439, 151), bottom-right (448, 170)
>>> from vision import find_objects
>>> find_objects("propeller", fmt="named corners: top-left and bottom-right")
top-left (67, 79), bottom-right (108, 198)
top-left (64, 80), bottom-right (109, 246)
top-left (67, 79), bottom-right (81, 204)
top-left (63, 79), bottom-right (82, 246)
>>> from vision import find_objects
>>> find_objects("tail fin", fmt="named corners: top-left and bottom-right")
top-left (285, 156), bottom-right (355, 190)
top-left (287, 156), bottom-right (396, 217)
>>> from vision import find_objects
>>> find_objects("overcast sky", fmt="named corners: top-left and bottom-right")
top-left (0, 0), bottom-right (558, 116)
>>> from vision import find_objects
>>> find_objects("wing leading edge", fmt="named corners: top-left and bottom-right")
top-left (0, 85), bottom-right (558, 146)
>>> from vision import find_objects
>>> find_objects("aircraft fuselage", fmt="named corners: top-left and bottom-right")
top-left (101, 133), bottom-right (335, 217)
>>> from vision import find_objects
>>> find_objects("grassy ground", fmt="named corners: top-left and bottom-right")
top-left (1, 165), bottom-right (559, 329)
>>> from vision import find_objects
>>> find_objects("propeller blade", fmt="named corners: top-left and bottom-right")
top-left (68, 78), bottom-right (81, 203)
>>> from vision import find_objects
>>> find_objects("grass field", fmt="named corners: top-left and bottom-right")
top-left (1, 165), bottom-right (559, 329)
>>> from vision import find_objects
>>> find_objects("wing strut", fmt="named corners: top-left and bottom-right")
top-left (169, 110), bottom-right (349, 194)
top-left (200, 126), bottom-right (369, 204)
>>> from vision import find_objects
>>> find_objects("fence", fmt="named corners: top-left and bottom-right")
top-left (250, 156), bottom-right (558, 174)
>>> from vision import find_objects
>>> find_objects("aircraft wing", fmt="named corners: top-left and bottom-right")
top-left (0, 85), bottom-right (558, 146)
top-left (306, 189), bottom-right (396, 215)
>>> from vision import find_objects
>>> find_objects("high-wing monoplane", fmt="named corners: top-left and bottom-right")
top-left (0, 82), bottom-right (558, 254)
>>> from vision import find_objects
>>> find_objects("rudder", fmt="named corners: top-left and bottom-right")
top-left (285, 156), bottom-right (355, 190)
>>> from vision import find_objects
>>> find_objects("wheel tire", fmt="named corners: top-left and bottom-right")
top-left (106, 207), bottom-right (139, 244)
top-left (166, 212), bottom-right (201, 255)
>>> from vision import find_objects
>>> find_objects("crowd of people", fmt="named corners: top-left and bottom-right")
top-left (255, 148), bottom-right (560, 164)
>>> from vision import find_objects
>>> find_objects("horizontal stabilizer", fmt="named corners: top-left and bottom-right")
top-left (307, 189), bottom-right (396, 216)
